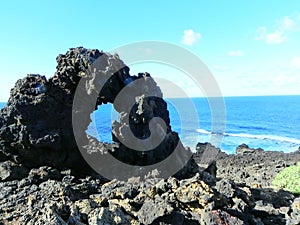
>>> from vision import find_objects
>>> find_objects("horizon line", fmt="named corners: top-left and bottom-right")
top-left (1, 94), bottom-right (300, 103)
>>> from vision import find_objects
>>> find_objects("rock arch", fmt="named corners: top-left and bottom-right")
top-left (0, 47), bottom-right (197, 179)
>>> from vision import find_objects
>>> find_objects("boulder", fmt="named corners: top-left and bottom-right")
top-left (236, 143), bottom-right (263, 155)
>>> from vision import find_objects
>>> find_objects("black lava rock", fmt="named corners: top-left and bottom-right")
top-left (0, 47), bottom-right (198, 179)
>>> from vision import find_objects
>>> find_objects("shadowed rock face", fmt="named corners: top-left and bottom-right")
top-left (0, 47), bottom-right (197, 179)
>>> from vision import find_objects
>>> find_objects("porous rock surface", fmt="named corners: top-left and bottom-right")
top-left (0, 47), bottom-right (196, 179)
top-left (194, 143), bottom-right (300, 188)
top-left (1, 164), bottom-right (300, 224)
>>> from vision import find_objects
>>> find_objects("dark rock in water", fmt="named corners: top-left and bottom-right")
top-left (236, 143), bottom-right (263, 155)
top-left (194, 142), bottom-right (226, 170)
top-left (194, 142), bottom-right (300, 189)
top-left (0, 47), bottom-right (197, 179)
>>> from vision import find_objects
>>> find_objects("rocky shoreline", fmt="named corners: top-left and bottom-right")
top-left (195, 143), bottom-right (300, 189)
top-left (0, 47), bottom-right (299, 224)
top-left (1, 143), bottom-right (299, 224)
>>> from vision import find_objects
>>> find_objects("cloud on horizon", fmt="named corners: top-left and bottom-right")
top-left (291, 56), bottom-right (300, 69)
top-left (255, 27), bottom-right (287, 44)
top-left (255, 16), bottom-right (298, 44)
top-left (213, 65), bottom-right (230, 71)
top-left (182, 29), bottom-right (201, 46)
top-left (227, 50), bottom-right (244, 57)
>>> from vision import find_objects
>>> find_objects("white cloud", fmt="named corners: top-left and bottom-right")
top-left (213, 61), bottom-right (300, 96)
top-left (227, 50), bottom-right (244, 57)
top-left (278, 16), bottom-right (296, 31)
top-left (182, 29), bottom-right (201, 46)
top-left (273, 72), bottom-right (300, 87)
top-left (265, 30), bottom-right (287, 44)
top-left (255, 15), bottom-right (298, 44)
top-left (255, 27), bottom-right (287, 44)
top-left (291, 57), bottom-right (300, 69)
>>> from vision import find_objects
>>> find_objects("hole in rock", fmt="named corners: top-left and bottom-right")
top-left (86, 103), bottom-right (119, 143)
top-left (85, 100), bottom-right (182, 146)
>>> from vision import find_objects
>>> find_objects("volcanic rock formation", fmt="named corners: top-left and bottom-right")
top-left (0, 47), bottom-right (197, 179)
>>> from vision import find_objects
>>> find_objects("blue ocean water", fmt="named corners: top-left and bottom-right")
top-left (1, 95), bottom-right (299, 154)
top-left (89, 95), bottom-right (300, 154)
top-left (188, 96), bottom-right (300, 153)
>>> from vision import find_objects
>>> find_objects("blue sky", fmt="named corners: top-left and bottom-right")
top-left (1, 1), bottom-right (300, 100)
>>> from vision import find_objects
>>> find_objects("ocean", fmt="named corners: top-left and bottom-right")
top-left (1, 95), bottom-right (300, 154)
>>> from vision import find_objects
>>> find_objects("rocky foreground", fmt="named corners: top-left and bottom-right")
top-left (0, 47), bottom-right (299, 224)
top-left (0, 144), bottom-right (300, 225)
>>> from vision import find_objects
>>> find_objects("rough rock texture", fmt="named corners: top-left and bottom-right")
top-left (195, 143), bottom-right (300, 188)
top-left (1, 47), bottom-right (300, 224)
top-left (0, 47), bottom-right (197, 179)
top-left (1, 165), bottom-right (300, 224)
top-left (0, 161), bottom-right (29, 181)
